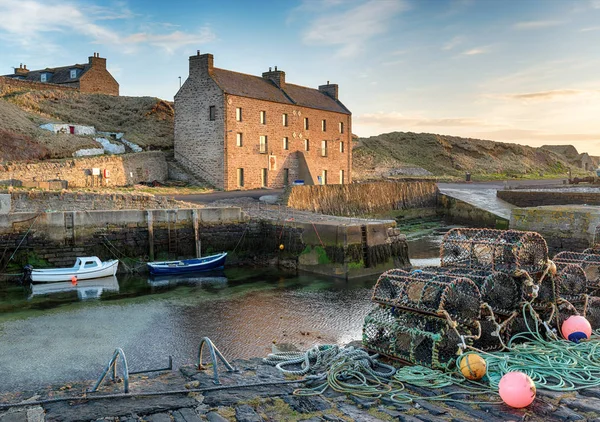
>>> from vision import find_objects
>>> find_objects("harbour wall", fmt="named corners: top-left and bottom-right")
top-left (498, 190), bottom-right (600, 207)
top-left (0, 208), bottom-right (409, 279)
top-left (437, 193), bottom-right (509, 229)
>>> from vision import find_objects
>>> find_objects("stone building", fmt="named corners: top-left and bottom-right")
top-left (174, 52), bottom-right (352, 190)
top-left (2, 53), bottom-right (119, 95)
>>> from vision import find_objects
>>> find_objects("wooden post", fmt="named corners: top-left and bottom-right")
top-left (147, 210), bottom-right (154, 261)
top-left (193, 209), bottom-right (201, 258)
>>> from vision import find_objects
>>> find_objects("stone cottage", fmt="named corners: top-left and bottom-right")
top-left (3, 53), bottom-right (119, 95)
top-left (174, 52), bottom-right (352, 190)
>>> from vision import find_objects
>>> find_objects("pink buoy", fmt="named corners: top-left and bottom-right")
top-left (561, 315), bottom-right (592, 343)
top-left (71, 275), bottom-right (78, 286)
top-left (498, 372), bottom-right (536, 408)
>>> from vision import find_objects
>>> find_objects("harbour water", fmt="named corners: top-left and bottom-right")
top-left (0, 234), bottom-right (444, 393)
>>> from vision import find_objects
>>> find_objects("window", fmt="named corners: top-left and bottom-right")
top-left (321, 140), bottom-right (328, 157)
top-left (70, 69), bottom-right (77, 79)
top-left (322, 170), bottom-right (328, 185)
top-left (282, 113), bottom-right (288, 127)
top-left (283, 168), bottom-right (289, 186)
top-left (261, 168), bottom-right (268, 187)
top-left (236, 133), bottom-right (243, 147)
top-left (340, 169), bottom-right (345, 184)
top-left (304, 139), bottom-right (309, 151)
top-left (283, 137), bottom-right (289, 150)
top-left (260, 110), bottom-right (266, 124)
top-left (236, 107), bottom-right (242, 122)
top-left (304, 117), bottom-right (309, 130)
top-left (260, 135), bottom-right (268, 153)
top-left (339, 122), bottom-right (344, 133)
top-left (321, 119), bottom-right (326, 132)
top-left (40, 73), bottom-right (47, 82)
top-left (209, 106), bottom-right (216, 121)
top-left (340, 141), bottom-right (344, 153)
top-left (237, 168), bottom-right (244, 187)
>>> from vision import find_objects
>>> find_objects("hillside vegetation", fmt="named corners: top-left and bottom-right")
top-left (353, 132), bottom-right (584, 180)
top-left (0, 82), bottom-right (173, 161)
top-left (0, 82), bottom-right (591, 181)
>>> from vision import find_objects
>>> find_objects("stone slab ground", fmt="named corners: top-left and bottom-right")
top-left (2, 354), bottom-right (600, 421)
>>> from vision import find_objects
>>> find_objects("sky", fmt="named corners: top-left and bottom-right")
top-left (1, 0), bottom-right (600, 155)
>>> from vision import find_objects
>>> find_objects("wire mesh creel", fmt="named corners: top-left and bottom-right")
top-left (371, 269), bottom-right (482, 322)
top-left (554, 263), bottom-right (588, 298)
top-left (363, 305), bottom-right (472, 370)
top-left (554, 251), bottom-right (600, 295)
top-left (411, 267), bottom-right (522, 316)
top-left (441, 228), bottom-right (549, 274)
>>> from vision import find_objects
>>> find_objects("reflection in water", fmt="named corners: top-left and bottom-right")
top-left (29, 275), bottom-right (120, 300)
top-left (0, 269), bottom-right (377, 392)
top-left (407, 233), bottom-right (444, 267)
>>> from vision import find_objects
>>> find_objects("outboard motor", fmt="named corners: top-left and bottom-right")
top-left (22, 264), bottom-right (33, 285)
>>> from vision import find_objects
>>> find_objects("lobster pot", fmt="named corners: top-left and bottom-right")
top-left (554, 264), bottom-right (588, 297)
top-left (531, 272), bottom-right (558, 310)
top-left (362, 306), bottom-right (471, 370)
top-left (441, 228), bottom-right (548, 274)
top-left (570, 296), bottom-right (600, 331)
top-left (421, 267), bottom-right (522, 316)
top-left (372, 270), bottom-right (481, 322)
top-left (554, 252), bottom-right (600, 295)
top-left (509, 308), bottom-right (554, 343)
top-left (471, 310), bottom-right (511, 352)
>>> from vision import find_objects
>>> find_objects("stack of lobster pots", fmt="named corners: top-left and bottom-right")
top-left (363, 228), bottom-right (600, 370)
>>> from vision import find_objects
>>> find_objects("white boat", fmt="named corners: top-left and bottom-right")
top-left (29, 275), bottom-right (120, 300)
top-left (28, 257), bottom-right (119, 283)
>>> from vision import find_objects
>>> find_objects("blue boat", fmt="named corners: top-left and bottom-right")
top-left (147, 252), bottom-right (227, 275)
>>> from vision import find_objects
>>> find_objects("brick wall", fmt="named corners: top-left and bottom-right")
top-left (0, 76), bottom-right (77, 94)
top-left (174, 55), bottom-right (225, 189)
top-left (498, 190), bottom-right (600, 207)
top-left (286, 180), bottom-right (438, 215)
top-left (79, 58), bottom-right (119, 95)
top-left (223, 95), bottom-right (352, 190)
top-left (0, 151), bottom-right (167, 188)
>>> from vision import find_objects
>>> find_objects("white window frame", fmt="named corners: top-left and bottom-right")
top-left (260, 135), bottom-right (268, 153)
top-left (304, 117), bottom-right (309, 130)
top-left (340, 169), bottom-right (344, 184)
top-left (236, 133), bottom-right (243, 147)
top-left (340, 141), bottom-right (344, 153)
top-left (236, 107), bottom-right (242, 122)
top-left (304, 139), bottom-right (309, 151)
top-left (321, 119), bottom-right (326, 132)
top-left (40, 73), bottom-right (47, 82)
top-left (339, 122), bottom-right (344, 133)
top-left (260, 110), bottom-right (266, 125)
top-left (282, 113), bottom-right (288, 127)
top-left (70, 69), bottom-right (77, 79)
top-left (283, 137), bottom-right (289, 150)
top-left (237, 168), bottom-right (244, 187)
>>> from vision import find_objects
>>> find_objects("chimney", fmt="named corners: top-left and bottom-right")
top-left (318, 82), bottom-right (338, 100)
top-left (189, 52), bottom-right (214, 78)
top-left (89, 52), bottom-right (107, 68)
top-left (15, 63), bottom-right (29, 75)
top-left (262, 66), bottom-right (285, 88)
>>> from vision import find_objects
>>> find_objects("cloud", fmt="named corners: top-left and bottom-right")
top-left (442, 36), bottom-right (464, 51)
top-left (512, 20), bottom-right (564, 30)
top-left (355, 112), bottom-right (484, 128)
top-left (462, 47), bottom-right (489, 56)
top-left (592, 0), bottom-right (600, 8)
top-left (498, 89), bottom-right (599, 101)
top-left (300, 0), bottom-right (408, 58)
top-left (0, 0), bottom-right (215, 53)
top-left (581, 26), bottom-right (600, 32)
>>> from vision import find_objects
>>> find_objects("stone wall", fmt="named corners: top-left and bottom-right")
top-left (175, 54), bottom-right (225, 189)
top-left (4, 191), bottom-right (198, 213)
top-left (510, 205), bottom-right (600, 254)
top-left (286, 180), bottom-right (437, 215)
top-left (0, 152), bottom-right (167, 188)
top-left (498, 190), bottom-right (600, 207)
top-left (438, 193), bottom-right (508, 228)
top-left (0, 76), bottom-right (77, 94)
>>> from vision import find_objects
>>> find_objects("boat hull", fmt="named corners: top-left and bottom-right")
top-left (31, 260), bottom-right (119, 283)
top-left (147, 253), bottom-right (227, 275)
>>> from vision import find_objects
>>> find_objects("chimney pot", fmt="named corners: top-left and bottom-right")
top-left (275, 65), bottom-right (277, 71)
top-left (269, 67), bottom-right (272, 72)
top-left (327, 80), bottom-right (330, 84)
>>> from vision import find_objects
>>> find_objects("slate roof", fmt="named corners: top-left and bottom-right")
top-left (211, 68), bottom-right (350, 115)
top-left (3, 63), bottom-right (90, 85)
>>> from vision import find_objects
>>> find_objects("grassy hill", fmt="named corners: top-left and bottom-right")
top-left (353, 132), bottom-right (583, 180)
top-left (0, 81), bottom-right (173, 161)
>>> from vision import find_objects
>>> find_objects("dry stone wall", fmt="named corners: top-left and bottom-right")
top-left (0, 152), bottom-right (167, 188)
top-left (286, 180), bottom-right (438, 216)
top-left (0, 76), bottom-right (77, 94)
